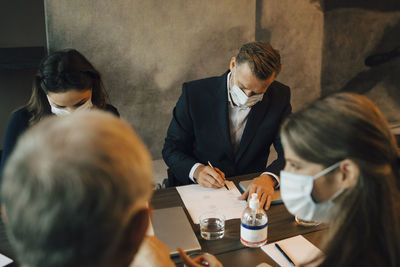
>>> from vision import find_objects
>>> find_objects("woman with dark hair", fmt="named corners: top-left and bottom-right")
top-left (0, 49), bottom-right (119, 177)
top-left (280, 93), bottom-right (400, 266)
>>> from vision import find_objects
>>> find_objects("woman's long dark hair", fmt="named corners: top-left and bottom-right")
top-left (26, 49), bottom-right (108, 125)
top-left (281, 93), bottom-right (400, 267)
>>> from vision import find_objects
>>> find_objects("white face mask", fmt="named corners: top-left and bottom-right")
top-left (230, 84), bottom-right (264, 107)
top-left (229, 70), bottom-right (264, 107)
top-left (48, 97), bottom-right (93, 116)
top-left (280, 162), bottom-right (344, 223)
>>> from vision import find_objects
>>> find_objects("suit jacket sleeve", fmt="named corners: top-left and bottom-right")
top-left (162, 83), bottom-right (198, 184)
top-left (264, 87), bottom-right (292, 176)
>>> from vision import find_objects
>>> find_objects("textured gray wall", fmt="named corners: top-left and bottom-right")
top-left (258, 0), bottom-right (400, 129)
top-left (44, 0), bottom-right (400, 160)
top-left (257, 0), bottom-right (324, 112)
top-left (321, 1), bottom-right (400, 129)
top-left (45, 0), bottom-right (255, 158)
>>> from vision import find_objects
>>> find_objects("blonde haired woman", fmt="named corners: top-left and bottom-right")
top-left (280, 93), bottom-right (400, 266)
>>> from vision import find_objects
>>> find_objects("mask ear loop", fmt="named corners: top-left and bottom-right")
top-left (313, 161), bottom-right (345, 203)
top-left (313, 161), bottom-right (342, 180)
top-left (229, 68), bottom-right (237, 90)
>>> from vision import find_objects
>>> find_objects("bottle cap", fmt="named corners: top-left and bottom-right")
top-left (249, 193), bottom-right (259, 210)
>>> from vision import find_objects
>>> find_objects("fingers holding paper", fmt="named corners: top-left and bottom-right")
top-left (194, 165), bottom-right (225, 188)
top-left (239, 174), bottom-right (275, 210)
top-left (178, 248), bottom-right (223, 267)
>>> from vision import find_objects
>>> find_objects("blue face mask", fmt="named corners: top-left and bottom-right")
top-left (280, 162), bottom-right (344, 223)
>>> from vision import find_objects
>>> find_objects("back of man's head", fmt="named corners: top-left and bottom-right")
top-left (236, 41), bottom-right (281, 80)
top-left (1, 111), bottom-right (153, 267)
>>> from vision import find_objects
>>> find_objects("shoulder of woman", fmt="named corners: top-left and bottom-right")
top-left (1, 107), bottom-right (32, 169)
top-left (8, 107), bottom-right (32, 127)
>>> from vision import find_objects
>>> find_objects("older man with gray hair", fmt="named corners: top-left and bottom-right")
top-left (1, 111), bottom-right (174, 267)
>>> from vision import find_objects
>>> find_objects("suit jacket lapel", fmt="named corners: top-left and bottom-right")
top-left (235, 93), bottom-right (271, 162)
top-left (214, 71), bottom-right (235, 159)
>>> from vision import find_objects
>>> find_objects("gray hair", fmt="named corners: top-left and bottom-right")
top-left (1, 110), bottom-right (153, 267)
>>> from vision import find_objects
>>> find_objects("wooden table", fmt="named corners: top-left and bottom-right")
top-left (0, 174), bottom-right (328, 267)
top-left (152, 174), bottom-right (328, 266)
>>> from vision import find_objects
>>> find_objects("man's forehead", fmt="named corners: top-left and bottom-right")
top-left (236, 65), bottom-right (275, 91)
top-left (236, 62), bottom-right (275, 81)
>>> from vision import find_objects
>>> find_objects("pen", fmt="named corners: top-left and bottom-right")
top-left (275, 243), bottom-right (297, 266)
top-left (207, 161), bottom-right (229, 190)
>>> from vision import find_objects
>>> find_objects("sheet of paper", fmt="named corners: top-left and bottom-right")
top-left (261, 235), bottom-right (322, 267)
top-left (0, 253), bottom-right (13, 267)
top-left (176, 181), bottom-right (247, 224)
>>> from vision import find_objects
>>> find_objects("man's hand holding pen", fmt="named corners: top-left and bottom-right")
top-left (193, 162), bottom-right (226, 188)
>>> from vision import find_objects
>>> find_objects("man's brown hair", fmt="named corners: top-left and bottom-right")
top-left (236, 41), bottom-right (281, 80)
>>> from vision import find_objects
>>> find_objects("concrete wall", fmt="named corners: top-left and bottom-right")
top-left (254, 0), bottom-right (324, 164)
top-left (321, 1), bottom-right (400, 129)
top-left (256, 0), bottom-right (400, 130)
top-left (256, 0), bottom-right (324, 112)
top-left (45, 0), bottom-right (256, 158)
top-left (3, 0), bottom-right (398, 158)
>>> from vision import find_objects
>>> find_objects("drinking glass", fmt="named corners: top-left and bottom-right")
top-left (199, 212), bottom-right (225, 240)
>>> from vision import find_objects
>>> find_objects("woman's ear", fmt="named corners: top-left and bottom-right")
top-left (338, 159), bottom-right (359, 189)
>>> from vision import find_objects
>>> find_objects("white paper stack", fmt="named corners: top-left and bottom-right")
top-left (176, 181), bottom-right (246, 224)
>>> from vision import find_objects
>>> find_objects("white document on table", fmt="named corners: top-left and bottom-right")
top-left (176, 181), bottom-right (247, 224)
top-left (0, 253), bottom-right (13, 267)
top-left (261, 235), bottom-right (323, 267)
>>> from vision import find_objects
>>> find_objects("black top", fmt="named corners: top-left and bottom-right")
top-left (162, 71), bottom-right (291, 186)
top-left (0, 104), bottom-right (119, 180)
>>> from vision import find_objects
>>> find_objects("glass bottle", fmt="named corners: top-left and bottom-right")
top-left (240, 193), bottom-right (268, 247)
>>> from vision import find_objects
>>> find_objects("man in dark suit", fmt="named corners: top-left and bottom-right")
top-left (162, 42), bottom-right (291, 209)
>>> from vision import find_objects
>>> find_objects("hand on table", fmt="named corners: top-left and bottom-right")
top-left (238, 174), bottom-right (276, 210)
top-left (194, 164), bottom-right (225, 188)
top-left (178, 248), bottom-right (223, 267)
